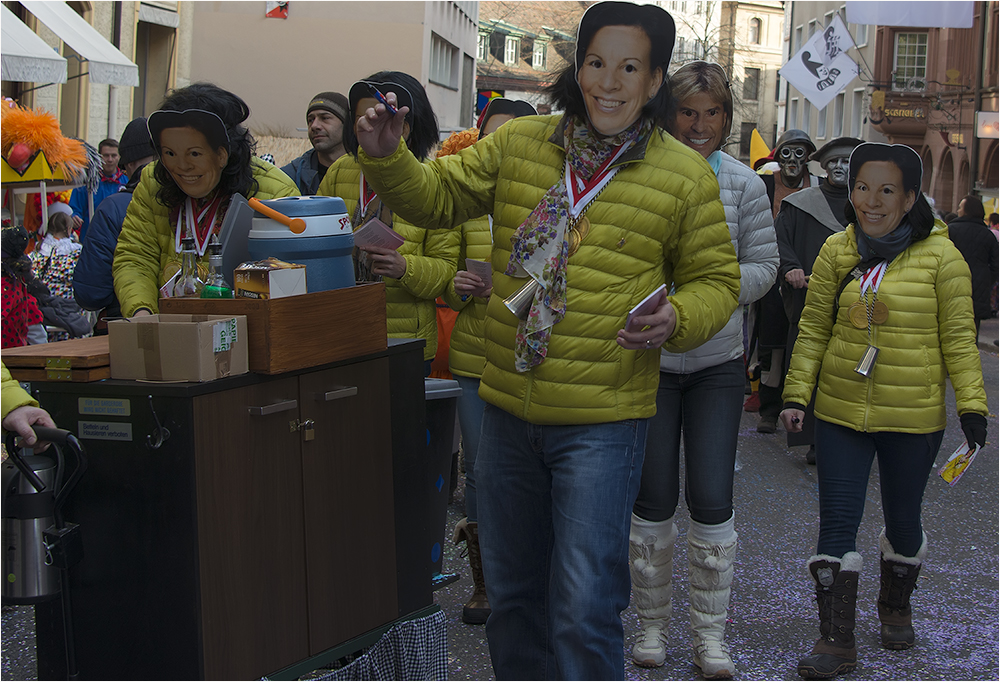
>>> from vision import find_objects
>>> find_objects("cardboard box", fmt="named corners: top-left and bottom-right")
top-left (108, 315), bottom-right (249, 382)
top-left (159, 283), bottom-right (387, 374)
top-left (234, 260), bottom-right (307, 300)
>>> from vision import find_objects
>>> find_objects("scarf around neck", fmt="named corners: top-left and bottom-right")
top-left (506, 115), bottom-right (649, 372)
top-left (855, 218), bottom-right (913, 263)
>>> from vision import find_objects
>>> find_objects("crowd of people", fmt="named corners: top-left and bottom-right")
top-left (1, 1), bottom-right (994, 680)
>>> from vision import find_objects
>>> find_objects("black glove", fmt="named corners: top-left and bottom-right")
top-left (960, 413), bottom-right (987, 450)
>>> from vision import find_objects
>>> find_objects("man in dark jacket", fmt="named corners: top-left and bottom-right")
top-left (69, 138), bottom-right (129, 242)
top-left (948, 195), bottom-right (999, 341)
top-left (73, 117), bottom-right (156, 333)
top-left (750, 129), bottom-right (818, 434)
top-left (281, 92), bottom-right (348, 195)
top-left (774, 137), bottom-right (863, 462)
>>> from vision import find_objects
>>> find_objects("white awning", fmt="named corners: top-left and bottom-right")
top-left (1, 4), bottom-right (68, 84)
top-left (20, 0), bottom-right (139, 87)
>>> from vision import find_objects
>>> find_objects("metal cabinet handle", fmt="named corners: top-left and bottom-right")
top-left (323, 386), bottom-right (358, 402)
top-left (248, 399), bottom-right (298, 416)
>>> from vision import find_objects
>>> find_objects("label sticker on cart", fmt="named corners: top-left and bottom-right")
top-left (78, 421), bottom-right (133, 441)
top-left (78, 397), bottom-right (131, 416)
top-left (213, 318), bottom-right (238, 353)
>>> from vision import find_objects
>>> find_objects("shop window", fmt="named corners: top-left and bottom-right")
top-left (833, 93), bottom-right (845, 137)
top-left (740, 121), bottom-right (755, 158)
top-left (743, 67), bottom-right (760, 101)
top-left (532, 42), bottom-right (547, 70)
top-left (893, 33), bottom-right (928, 91)
top-left (504, 36), bottom-right (519, 66)
top-left (430, 33), bottom-right (458, 88)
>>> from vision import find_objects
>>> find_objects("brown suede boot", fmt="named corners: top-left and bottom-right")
top-left (877, 530), bottom-right (926, 650)
top-left (797, 552), bottom-right (861, 680)
top-left (452, 518), bottom-right (490, 625)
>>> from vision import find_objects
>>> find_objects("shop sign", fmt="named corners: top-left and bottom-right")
top-left (78, 397), bottom-right (130, 416)
top-left (78, 421), bottom-right (133, 441)
top-left (882, 108), bottom-right (925, 119)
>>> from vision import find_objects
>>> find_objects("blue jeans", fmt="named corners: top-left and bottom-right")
top-left (477, 404), bottom-right (648, 680)
top-left (633, 359), bottom-right (744, 525)
top-left (454, 375), bottom-right (486, 522)
top-left (815, 419), bottom-right (944, 558)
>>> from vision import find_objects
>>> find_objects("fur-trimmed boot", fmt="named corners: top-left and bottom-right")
top-left (688, 516), bottom-right (738, 680)
top-left (798, 552), bottom-right (862, 680)
top-left (878, 529), bottom-right (926, 650)
top-left (452, 518), bottom-right (490, 624)
top-left (629, 513), bottom-right (678, 667)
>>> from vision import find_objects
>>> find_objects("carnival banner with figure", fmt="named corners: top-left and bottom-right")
top-left (779, 15), bottom-right (859, 110)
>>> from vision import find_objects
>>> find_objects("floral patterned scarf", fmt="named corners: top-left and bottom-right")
top-left (506, 115), bottom-right (649, 371)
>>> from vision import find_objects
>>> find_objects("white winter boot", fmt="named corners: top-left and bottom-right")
top-left (629, 513), bottom-right (678, 667)
top-left (688, 515), bottom-right (738, 680)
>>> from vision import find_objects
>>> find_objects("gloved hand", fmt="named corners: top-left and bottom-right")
top-left (960, 412), bottom-right (987, 450)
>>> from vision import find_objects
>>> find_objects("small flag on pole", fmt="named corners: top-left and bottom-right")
top-left (779, 15), bottom-right (859, 110)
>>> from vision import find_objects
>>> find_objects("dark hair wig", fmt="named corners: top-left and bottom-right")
top-left (151, 82), bottom-right (258, 208)
top-left (547, 1), bottom-right (676, 130)
top-left (343, 71), bottom-right (439, 161)
top-left (844, 142), bottom-right (935, 240)
top-left (960, 194), bottom-right (985, 220)
top-left (478, 98), bottom-right (538, 139)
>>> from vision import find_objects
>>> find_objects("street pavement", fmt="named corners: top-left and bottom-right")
top-left (437, 330), bottom-right (999, 682)
top-left (2, 329), bottom-right (997, 681)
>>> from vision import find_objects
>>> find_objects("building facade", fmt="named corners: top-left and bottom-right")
top-left (718, 0), bottom-right (785, 161)
top-left (189, 1), bottom-right (479, 137)
top-left (475, 1), bottom-right (589, 116)
top-left (781, 2), bottom-right (883, 151)
top-left (2, 0), bottom-right (192, 146)
top-left (865, 1), bottom-right (998, 213)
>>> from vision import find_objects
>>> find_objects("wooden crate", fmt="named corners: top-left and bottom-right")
top-left (159, 283), bottom-right (387, 374)
top-left (3, 336), bottom-right (110, 382)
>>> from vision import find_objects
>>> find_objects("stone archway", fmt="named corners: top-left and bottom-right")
top-left (921, 148), bottom-right (934, 195)
top-left (938, 151), bottom-right (955, 214)
top-left (982, 140), bottom-right (999, 190)
top-left (958, 160), bottom-right (971, 200)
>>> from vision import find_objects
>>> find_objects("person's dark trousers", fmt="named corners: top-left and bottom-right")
top-left (814, 419), bottom-right (944, 557)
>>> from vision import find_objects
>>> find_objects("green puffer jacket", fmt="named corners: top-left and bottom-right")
top-left (317, 155), bottom-right (460, 362)
top-left (442, 216), bottom-right (492, 379)
top-left (359, 115), bottom-right (741, 425)
top-left (783, 223), bottom-right (987, 432)
top-left (114, 159), bottom-right (299, 316)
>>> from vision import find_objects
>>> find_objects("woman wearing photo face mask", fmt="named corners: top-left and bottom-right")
top-left (627, 61), bottom-right (778, 679)
top-left (779, 143), bottom-right (987, 680)
top-left (318, 71), bottom-right (459, 374)
top-left (350, 2), bottom-right (740, 678)
top-left (113, 83), bottom-right (298, 317)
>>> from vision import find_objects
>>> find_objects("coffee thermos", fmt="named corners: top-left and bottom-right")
top-left (2, 454), bottom-right (61, 602)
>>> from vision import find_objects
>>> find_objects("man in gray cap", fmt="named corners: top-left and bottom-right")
top-left (774, 136), bottom-right (864, 462)
top-left (281, 92), bottom-right (349, 195)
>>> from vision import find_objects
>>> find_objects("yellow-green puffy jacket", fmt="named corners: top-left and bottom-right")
top-left (359, 115), bottom-right (741, 425)
top-left (114, 159), bottom-right (299, 316)
top-left (442, 216), bottom-right (492, 379)
top-left (783, 223), bottom-right (987, 432)
top-left (2, 362), bottom-right (37, 421)
top-left (317, 155), bottom-right (460, 363)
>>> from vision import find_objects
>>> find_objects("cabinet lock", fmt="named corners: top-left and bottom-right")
top-left (289, 419), bottom-right (316, 440)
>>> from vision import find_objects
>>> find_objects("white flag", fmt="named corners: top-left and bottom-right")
top-left (846, 1), bottom-right (973, 29)
top-left (780, 15), bottom-right (860, 110)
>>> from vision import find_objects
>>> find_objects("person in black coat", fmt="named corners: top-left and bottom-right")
top-left (774, 137), bottom-right (862, 462)
top-left (73, 117), bottom-right (156, 333)
top-left (947, 195), bottom-right (999, 340)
